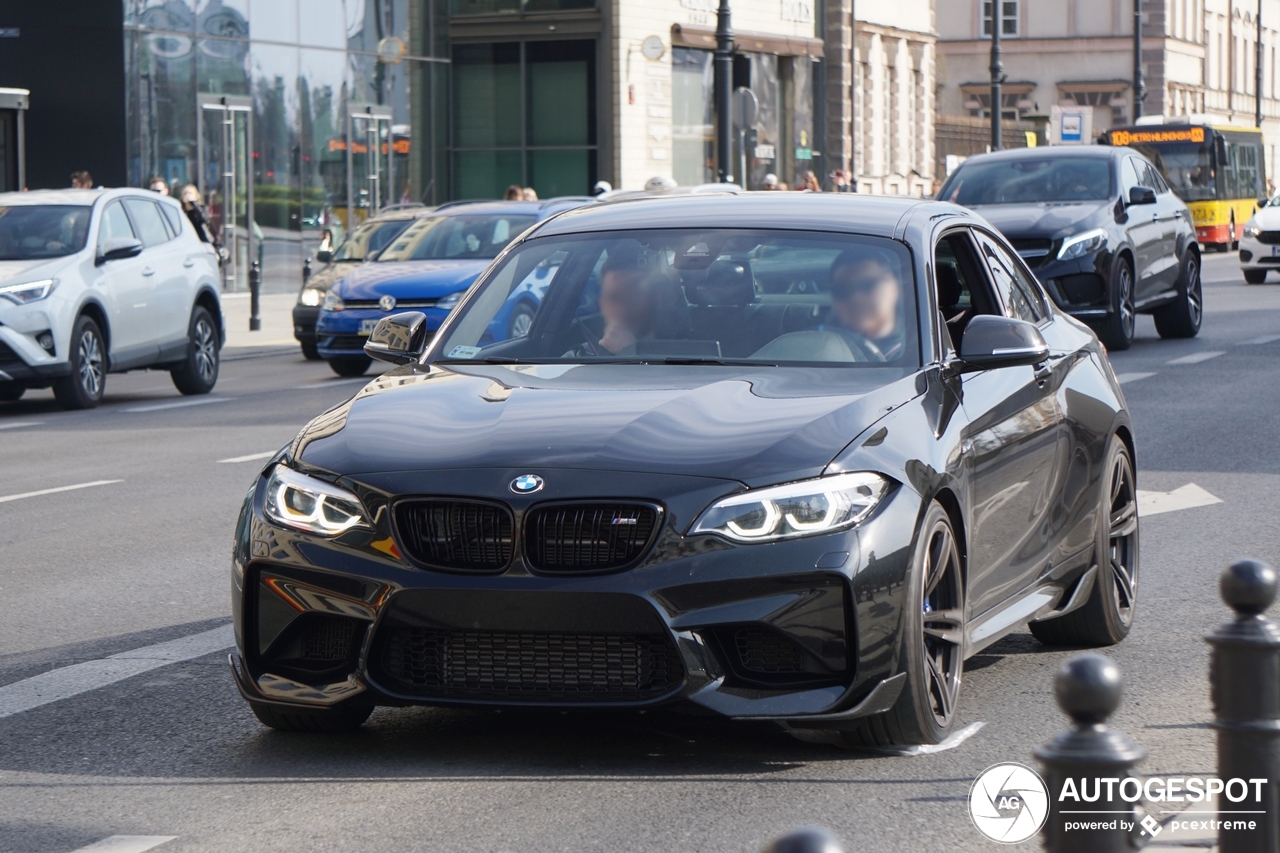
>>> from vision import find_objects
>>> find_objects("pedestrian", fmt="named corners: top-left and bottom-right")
top-left (504, 184), bottom-right (523, 200)
top-left (763, 173), bottom-right (779, 190)
top-left (776, 181), bottom-right (790, 191)
top-left (71, 171), bottom-right (93, 189)
top-left (643, 174), bottom-right (677, 193)
top-left (179, 184), bottom-right (219, 249)
top-left (592, 180), bottom-right (612, 197)
top-left (149, 176), bottom-right (169, 195)
top-left (799, 171), bottom-right (822, 192)
top-left (831, 169), bottom-right (855, 193)
top-left (522, 187), bottom-right (538, 200)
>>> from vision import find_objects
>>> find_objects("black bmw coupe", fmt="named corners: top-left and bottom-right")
top-left (231, 194), bottom-right (1139, 747)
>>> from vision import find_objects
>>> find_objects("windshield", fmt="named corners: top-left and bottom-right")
top-left (0, 205), bottom-right (92, 261)
top-left (434, 229), bottom-right (920, 369)
top-left (942, 157), bottom-right (1113, 205)
top-left (333, 218), bottom-right (412, 261)
top-left (1126, 142), bottom-right (1215, 201)
top-left (377, 213), bottom-right (537, 262)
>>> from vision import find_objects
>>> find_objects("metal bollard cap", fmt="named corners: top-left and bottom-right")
top-left (1220, 559), bottom-right (1277, 616)
top-left (1054, 653), bottom-right (1122, 725)
top-left (760, 826), bottom-right (846, 853)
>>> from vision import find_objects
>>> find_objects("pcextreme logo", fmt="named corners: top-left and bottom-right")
top-left (969, 763), bottom-right (1050, 843)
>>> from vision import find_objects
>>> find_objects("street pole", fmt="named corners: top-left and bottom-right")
top-left (714, 0), bottom-right (734, 183)
top-left (989, 0), bottom-right (1002, 150)
top-left (850, 0), bottom-right (856, 186)
top-left (1257, 0), bottom-right (1264, 127)
top-left (1134, 2), bottom-right (1145, 121)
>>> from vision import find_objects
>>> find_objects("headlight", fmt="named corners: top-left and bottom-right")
top-left (435, 290), bottom-right (464, 311)
top-left (690, 472), bottom-right (891, 543)
top-left (321, 290), bottom-right (345, 312)
top-left (1057, 228), bottom-right (1108, 261)
top-left (1244, 222), bottom-right (1263, 238)
top-left (298, 286), bottom-right (324, 307)
top-left (263, 464), bottom-right (370, 536)
top-left (0, 278), bottom-right (57, 304)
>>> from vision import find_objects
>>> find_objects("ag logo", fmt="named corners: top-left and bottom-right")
top-left (969, 762), bottom-right (1049, 844)
top-left (379, 294), bottom-right (397, 311)
top-left (510, 474), bottom-right (544, 494)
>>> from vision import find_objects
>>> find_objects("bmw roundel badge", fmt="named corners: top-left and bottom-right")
top-left (379, 294), bottom-right (397, 311)
top-left (510, 474), bottom-right (544, 494)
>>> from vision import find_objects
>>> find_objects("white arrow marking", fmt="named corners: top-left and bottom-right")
top-left (1137, 483), bottom-right (1223, 517)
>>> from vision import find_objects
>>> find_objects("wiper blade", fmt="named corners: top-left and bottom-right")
top-left (652, 357), bottom-right (778, 366)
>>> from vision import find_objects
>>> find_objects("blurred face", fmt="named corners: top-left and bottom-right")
top-left (180, 187), bottom-right (198, 204)
top-left (150, 180), bottom-right (168, 194)
top-left (830, 259), bottom-right (901, 339)
top-left (599, 269), bottom-right (656, 335)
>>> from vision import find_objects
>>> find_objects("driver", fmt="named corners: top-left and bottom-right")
top-left (823, 248), bottom-right (904, 360)
top-left (594, 251), bottom-right (659, 355)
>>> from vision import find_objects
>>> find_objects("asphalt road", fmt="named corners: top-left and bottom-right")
top-left (1, 251), bottom-right (1278, 853)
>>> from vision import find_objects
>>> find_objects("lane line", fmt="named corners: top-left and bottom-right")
top-left (0, 479), bottom-right (123, 505)
top-left (1116, 372), bottom-right (1156, 384)
top-left (0, 624), bottom-right (233, 720)
top-left (122, 397), bottom-right (235, 414)
top-left (0, 420), bottom-right (43, 431)
top-left (218, 451), bottom-right (276, 464)
top-left (1137, 483), bottom-right (1223, 517)
top-left (1239, 334), bottom-right (1280, 345)
top-left (69, 837), bottom-right (178, 853)
top-left (294, 377), bottom-right (368, 390)
top-left (1165, 351), bottom-right (1225, 365)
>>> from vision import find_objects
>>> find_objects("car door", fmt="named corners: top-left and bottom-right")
top-left (956, 229), bottom-right (1068, 620)
top-left (93, 200), bottom-right (155, 363)
top-left (123, 197), bottom-right (189, 350)
top-left (1121, 156), bottom-right (1165, 300)
top-left (1140, 160), bottom-right (1181, 290)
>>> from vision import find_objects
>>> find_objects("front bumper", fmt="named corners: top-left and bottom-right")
top-left (315, 307), bottom-right (447, 359)
top-left (1025, 249), bottom-right (1116, 322)
top-left (230, 465), bottom-right (920, 726)
top-left (1237, 234), bottom-right (1280, 269)
top-left (292, 304), bottom-right (319, 344)
top-left (0, 323), bottom-right (69, 385)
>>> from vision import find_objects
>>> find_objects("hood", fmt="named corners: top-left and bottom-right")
top-left (0, 257), bottom-right (73, 285)
top-left (294, 363), bottom-right (922, 486)
top-left (1249, 206), bottom-right (1280, 229)
top-left (335, 259), bottom-right (490, 300)
top-left (969, 200), bottom-right (1110, 240)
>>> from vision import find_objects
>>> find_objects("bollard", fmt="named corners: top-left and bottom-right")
top-left (248, 259), bottom-right (261, 332)
top-left (1035, 654), bottom-right (1148, 853)
top-left (1207, 559), bottom-right (1280, 853)
top-left (759, 826), bottom-right (846, 853)
top-left (303, 256), bottom-right (312, 284)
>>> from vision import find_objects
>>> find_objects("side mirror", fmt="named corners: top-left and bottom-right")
top-left (314, 249), bottom-right (333, 264)
top-left (364, 311), bottom-right (429, 365)
top-left (954, 315), bottom-right (1049, 372)
top-left (1259, 198), bottom-right (1270, 209)
top-left (96, 237), bottom-right (144, 265)
top-left (1127, 186), bottom-right (1157, 206)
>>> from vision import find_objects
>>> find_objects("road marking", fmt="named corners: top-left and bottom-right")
top-left (122, 397), bottom-right (235, 413)
top-left (70, 837), bottom-right (178, 853)
top-left (218, 450), bottom-right (276, 464)
top-left (0, 420), bottom-right (43, 430)
top-left (0, 479), bottom-right (123, 505)
top-left (1137, 483), bottom-right (1223, 517)
top-left (294, 377), bottom-right (368, 390)
top-left (1239, 334), bottom-right (1280, 345)
top-left (0, 624), bottom-right (233, 720)
top-left (1116, 372), bottom-right (1156, 384)
top-left (1165, 351), bottom-right (1225, 365)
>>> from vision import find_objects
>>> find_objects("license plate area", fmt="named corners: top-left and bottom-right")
top-left (359, 318), bottom-right (379, 336)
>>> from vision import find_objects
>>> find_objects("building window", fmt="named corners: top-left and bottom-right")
top-left (672, 48), bottom-right (714, 187)
top-left (1057, 84), bottom-right (1129, 129)
top-left (982, 1), bottom-right (1019, 37)
top-left (960, 83), bottom-right (1033, 121)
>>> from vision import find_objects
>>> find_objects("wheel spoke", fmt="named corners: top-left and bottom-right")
top-left (1112, 555), bottom-right (1137, 610)
top-left (922, 608), bottom-right (964, 646)
top-left (926, 652), bottom-right (955, 722)
top-left (924, 528), bottom-right (951, 596)
top-left (1110, 501), bottom-right (1137, 537)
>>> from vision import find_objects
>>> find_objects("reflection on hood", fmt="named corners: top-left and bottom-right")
top-left (969, 201), bottom-right (1111, 239)
top-left (335, 258), bottom-right (491, 300)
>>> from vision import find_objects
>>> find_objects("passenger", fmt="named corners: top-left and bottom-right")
top-left (823, 248), bottom-right (904, 360)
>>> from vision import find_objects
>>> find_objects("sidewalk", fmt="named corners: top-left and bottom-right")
top-left (219, 292), bottom-right (299, 356)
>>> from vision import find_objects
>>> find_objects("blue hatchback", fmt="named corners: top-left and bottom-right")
top-left (316, 198), bottom-right (590, 375)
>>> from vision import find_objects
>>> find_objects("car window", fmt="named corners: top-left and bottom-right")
top-left (123, 199), bottom-right (171, 248)
top-left (379, 214), bottom-right (538, 262)
top-left (1145, 163), bottom-right (1170, 194)
top-left (940, 156), bottom-right (1113, 204)
top-left (974, 231), bottom-right (1046, 324)
top-left (97, 201), bottom-right (136, 251)
top-left (934, 230), bottom-right (1006, 352)
top-left (1137, 160), bottom-right (1163, 192)
top-left (1120, 157), bottom-right (1144, 195)
top-left (435, 229), bottom-right (920, 369)
top-left (333, 218), bottom-right (413, 261)
top-left (159, 203), bottom-right (184, 237)
top-left (0, 205), bottom-right (92, 260)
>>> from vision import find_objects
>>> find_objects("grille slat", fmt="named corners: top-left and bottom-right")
top-left (395, 500), bottom-right (514, 572)
top-left (523, 503), bottom-right (658, 574)
top-left (377, 628), bottom-right (681, 702)
top-left (299, 618), bottom-right (357, 662)
top-left (735, 628), bottom-right (809, 674)
top-left (1256, 230), bottom-right (1280, 245)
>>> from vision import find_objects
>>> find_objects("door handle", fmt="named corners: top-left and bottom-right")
top-left (1152, 212), bottom-right (1161, 222)
top-left (1174, 210), bottom-right (1184, 218)
top-left (142, 266), bottom-right (155, 276)
top-left (183, 259), bottom-right (196, 268)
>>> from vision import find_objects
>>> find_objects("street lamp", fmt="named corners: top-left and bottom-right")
top-left (1133, 2), bottom-right (1145, 121)
top-left (714, 0), bottom-right (734, 183)
top-left (989, 0), bottom-right (1003, 151)
top-left (1257, 0), bottom-right (1264, 127)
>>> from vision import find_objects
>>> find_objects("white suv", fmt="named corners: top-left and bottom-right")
top-left (0, 189), bottom-right (223, 409)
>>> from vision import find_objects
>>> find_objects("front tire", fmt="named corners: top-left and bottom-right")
top-left (52, 315), bottom-right (107, 410)
top-left (171, 306), bottom-right (220, 395)
top-left (1098, 257), bottom-right (1135, 351)
top-left (0, 382), bottom-right (24, 402)
top-left (1244, 269), bottom-right (1267, 284)
top-left (329, 356), bottom-right (371, 377)
top-left (300, 339), bottom-right (321, 360)
top-left (1153, 249), bottom-right (1202, 338)
top-left (1030, 436), bottom-right (1138, 647)
top-left (249, 701), bottom-right (373, 733)
top-left (838, 501), bottom-right (965, 746)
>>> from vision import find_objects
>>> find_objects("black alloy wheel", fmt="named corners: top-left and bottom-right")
top-left (839, 501), bottom-right (965, 746)
top-left (1099, 258), bottom-right (1136, 351)
top-left (1031, 436), bottom-right (1138, 646)
top-left (52, 315), bottom-right (106, 410)
top-left (1153, 249), bottom-right (1203, 338)
top-left (171, 306), bottom-right (220, 395)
